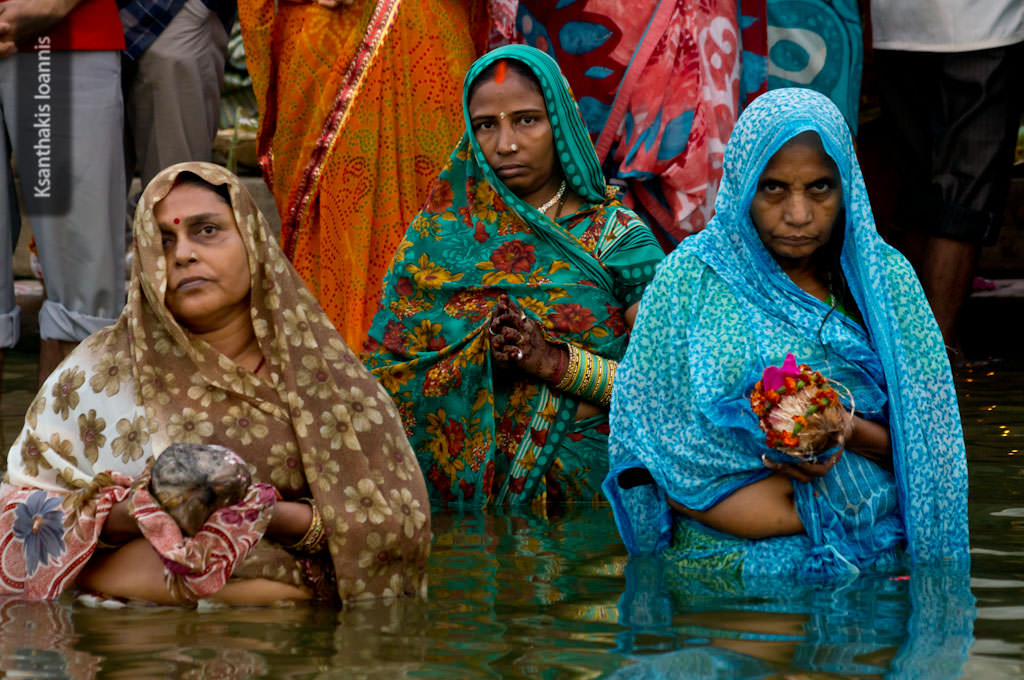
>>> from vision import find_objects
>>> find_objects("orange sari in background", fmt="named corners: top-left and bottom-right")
top-left (239, 0), bottom-right (487, 348)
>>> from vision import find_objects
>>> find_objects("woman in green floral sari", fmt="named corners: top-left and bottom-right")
top-left (364, 45), bottom-right (665, 508)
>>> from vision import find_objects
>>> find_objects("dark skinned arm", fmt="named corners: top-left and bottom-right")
top-left (0, 0), bottom-right (86, 57)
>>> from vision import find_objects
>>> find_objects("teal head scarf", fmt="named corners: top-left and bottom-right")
top-left (462, 44), bottom-right (608, 208)
top-left (366, 45), bottom-right (663, 507)
top-left (460, 45), bottom-right (614, 287)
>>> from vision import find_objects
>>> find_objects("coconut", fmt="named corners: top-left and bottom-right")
top-left (149, 443), bottom-right (252, 535)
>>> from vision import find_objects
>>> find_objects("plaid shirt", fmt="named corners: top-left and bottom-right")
top-left (119, 0), bottom-right (235, 60)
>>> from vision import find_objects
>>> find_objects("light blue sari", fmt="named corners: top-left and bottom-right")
top-left (604, 88), bottom-right (969, 582)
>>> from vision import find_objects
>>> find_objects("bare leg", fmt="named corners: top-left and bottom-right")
top-left (897, 229), bottom-right (926, 272)
top-left (76, 538), bottom-right (181, 604)
top-left (76, 538), bottom-right (311, 606)
top-left (38, 338), bottom-right (78, 385)
top-left (918, 236), bottom-right (976, 352)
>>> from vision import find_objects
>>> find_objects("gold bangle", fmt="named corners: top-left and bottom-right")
top-left (587, 352), bottom-right (606, 401)
top-left (288, 498), bottom-right (326, 554)
top-left (555, 344), bottom-right (580, 391)
top-left (578, 351), bottom-right (594, 397)
top-left (599, 360), bottom-right (617, 406)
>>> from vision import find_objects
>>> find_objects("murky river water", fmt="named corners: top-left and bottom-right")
top-left (0, 347), bottom-right (1021, 679)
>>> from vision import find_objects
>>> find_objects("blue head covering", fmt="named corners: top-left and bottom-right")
top-left (605, 88), bottom-right (968, 577)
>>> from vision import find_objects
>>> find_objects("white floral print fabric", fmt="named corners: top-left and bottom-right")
top-left (1, 162), bottom-right (431, 603)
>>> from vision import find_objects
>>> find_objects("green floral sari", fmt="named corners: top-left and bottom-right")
top-left (364, 45), bottom-right (664, 508)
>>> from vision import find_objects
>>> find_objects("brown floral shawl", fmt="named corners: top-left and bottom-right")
top-left (5, 162), bottom-right (430, 603)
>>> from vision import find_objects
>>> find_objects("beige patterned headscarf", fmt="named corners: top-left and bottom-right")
top-left (114, 162), bottom-right (430, 602)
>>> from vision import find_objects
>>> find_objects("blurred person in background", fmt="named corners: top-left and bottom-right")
top-left (0, 0), bottom-right (126, 385)
top-left (238, 0), bottom-right (488, 350)
top-left (120, 0), bottom-right (235, 189)
top-left (870, 0), bottom-right (1024, 355)
top-left (494, 0), bottom-right (862, 249)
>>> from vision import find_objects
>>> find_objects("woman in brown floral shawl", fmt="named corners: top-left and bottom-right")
top-left (0, 162), bottom-right (430, 605)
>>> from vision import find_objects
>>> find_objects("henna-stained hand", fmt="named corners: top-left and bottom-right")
top-left (759, 406), bottom-right (880, 483)
top-left (488, 294), bottom-right (565, 381)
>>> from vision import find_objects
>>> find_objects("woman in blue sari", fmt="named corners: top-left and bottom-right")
top-left (604, 88), bottom-right (969, 582)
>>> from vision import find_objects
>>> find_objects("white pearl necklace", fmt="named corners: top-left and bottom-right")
top-left (536, 181), bottom-right (567, 214)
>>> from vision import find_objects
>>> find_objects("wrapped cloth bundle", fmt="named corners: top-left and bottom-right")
top-left (149, 443), bottom-right (252, 536)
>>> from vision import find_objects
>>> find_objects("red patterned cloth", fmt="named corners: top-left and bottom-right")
top-left (129, 481), bottom-right (277, 602)
top-left (0, 472), bottom-right (276, 603)
top-left (513, 0), bottom-right (768, 245)
top-left (0, 474), bottom-right (131, 599)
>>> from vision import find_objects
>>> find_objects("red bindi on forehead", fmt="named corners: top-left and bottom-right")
top-left (173, 218), bottom-right (180, 224)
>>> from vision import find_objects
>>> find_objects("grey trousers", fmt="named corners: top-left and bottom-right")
top-left (0, 50), bottom-right (127, 347)
top-left (124, 0), bottom-right (229, 189)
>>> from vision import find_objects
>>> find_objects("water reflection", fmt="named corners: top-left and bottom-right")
top-left (0, 600), bottom-right (100, 679)
top-left (0, 508), bottom-right (998, 678)
top-left (613, 559), bottom-right (975, 679)
top-left (0, 358), bottom-right (1020, 676)
top-left (0, 597), bottom-right (441, 679)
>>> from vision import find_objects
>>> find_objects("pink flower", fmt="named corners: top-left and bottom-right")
top-left (761, 353), bottom-right (800, 392)
top-left (255, 484), bottom-right (278, 506)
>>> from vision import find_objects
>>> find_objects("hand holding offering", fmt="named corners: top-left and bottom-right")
top-left (749, 353), bottom-right (850, 463)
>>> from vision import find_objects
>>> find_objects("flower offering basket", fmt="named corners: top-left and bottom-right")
top-left (749, 354), bottom-right (851, 463)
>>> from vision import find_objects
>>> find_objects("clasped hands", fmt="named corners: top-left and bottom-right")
top-left (488, 294), bottom-right (564, 382)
